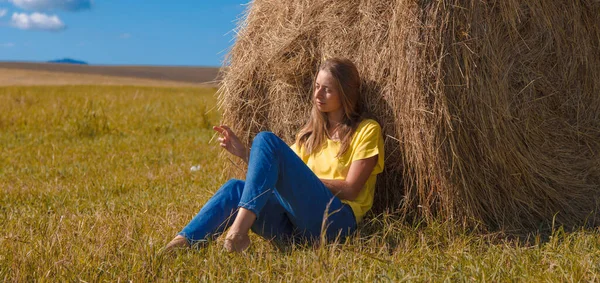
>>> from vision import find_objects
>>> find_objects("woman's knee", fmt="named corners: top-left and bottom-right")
top-left (252, 131), bottom-right (282, 149)
top-left (254, 131), bottom-right (277, 141)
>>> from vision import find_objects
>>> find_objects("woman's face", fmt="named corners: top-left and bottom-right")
top-left (314, 70), bottom-right (343, 114)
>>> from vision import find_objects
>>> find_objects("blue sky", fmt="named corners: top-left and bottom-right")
top-left (0, 0), bottom-right (249, 66)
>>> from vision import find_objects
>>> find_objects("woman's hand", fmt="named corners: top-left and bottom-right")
top-left (213, 125), bottom-right (248, 163)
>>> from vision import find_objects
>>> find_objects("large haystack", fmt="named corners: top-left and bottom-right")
top-left (217, 0), bottom-right (600, 232)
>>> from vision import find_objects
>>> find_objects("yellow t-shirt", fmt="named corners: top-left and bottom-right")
top-left (290, 119), bottom-right (385, 223)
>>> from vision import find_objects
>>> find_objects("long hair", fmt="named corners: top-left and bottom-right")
top-left (295, 58), bottom-right (363, 157)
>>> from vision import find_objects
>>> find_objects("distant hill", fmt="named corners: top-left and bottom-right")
top-left (48, 58), bottom-right (88, 65)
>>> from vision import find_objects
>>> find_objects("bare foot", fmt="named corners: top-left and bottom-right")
top-left (223, 232), bottom-right (250, 253)
top-left (223, 208), bottom-right (255, 253)
top-left (161, 235), bottom-right (190, 254)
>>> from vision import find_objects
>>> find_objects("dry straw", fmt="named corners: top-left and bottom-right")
top-left (217, 0), bottom-right (600, 232)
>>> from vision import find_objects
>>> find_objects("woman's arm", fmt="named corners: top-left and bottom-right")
top-left (320, 155), bottom-right (378, 201)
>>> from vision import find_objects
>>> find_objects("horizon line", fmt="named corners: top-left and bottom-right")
top-left (0, 60), bottom-right (224, 68)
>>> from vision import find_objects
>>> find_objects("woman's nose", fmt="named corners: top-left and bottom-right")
top-left (314, 87), bottom-right (323, 98)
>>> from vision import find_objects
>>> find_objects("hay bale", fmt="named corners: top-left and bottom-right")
top-left (218, 0), bottom-right (600, 232)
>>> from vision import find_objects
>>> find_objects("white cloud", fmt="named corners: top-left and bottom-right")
top-left (11, 12), bottom-right (66, 31)
top-left (0, 9), bottom-right (7, 17)
top-left (1, 42), bottom-right (16, 48)
top-left (9, 0), bottom-right (92, 11)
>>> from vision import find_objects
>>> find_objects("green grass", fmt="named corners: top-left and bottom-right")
top-left (1, 85), bottom-right (599, 281)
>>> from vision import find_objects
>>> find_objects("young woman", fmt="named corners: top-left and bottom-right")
top-left (165, 58), bottom-right (384, 252)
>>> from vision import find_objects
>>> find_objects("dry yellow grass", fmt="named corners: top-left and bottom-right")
top-left (2, 85), bottom-right (600, 281)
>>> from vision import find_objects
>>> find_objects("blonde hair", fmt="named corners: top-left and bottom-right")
top-left (296, 58), bottom-right (363, 157)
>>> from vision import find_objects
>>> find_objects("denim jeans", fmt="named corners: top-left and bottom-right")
top-left (179, 132), bottom-right (356, 245)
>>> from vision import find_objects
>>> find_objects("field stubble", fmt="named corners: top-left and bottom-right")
top-left (0, 85), bottom-right (599, 281)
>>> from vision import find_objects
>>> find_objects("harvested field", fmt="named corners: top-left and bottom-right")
top-left (0, 68), bottom-right (216, 87)
top-left (0, 62), bottom-right (221, 86)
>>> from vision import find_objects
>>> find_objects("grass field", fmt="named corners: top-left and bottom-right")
top-left (1, 85), bottom-right (600, 281)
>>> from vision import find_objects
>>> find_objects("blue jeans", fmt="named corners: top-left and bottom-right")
top-left (179, 132), bottom-right (356, 245)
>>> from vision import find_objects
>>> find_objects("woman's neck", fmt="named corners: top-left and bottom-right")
top-left (326, 111), bottom-right (345, 140)
top-left (327, 110), bottom-right (344, 126)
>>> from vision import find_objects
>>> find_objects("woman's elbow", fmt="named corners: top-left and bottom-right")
top-left (344, 186), bottom-right (362, 201)
top-left (344, 195), bottom-right (358, 202)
